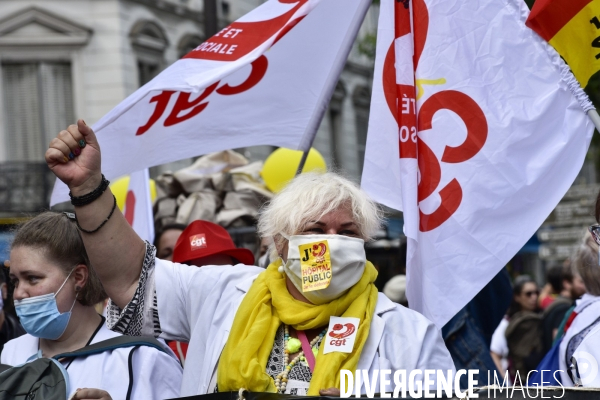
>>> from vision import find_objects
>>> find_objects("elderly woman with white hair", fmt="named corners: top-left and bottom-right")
top-left (45, 121), bottom-right (455, 397)
top-left (558, 231), bottom-right (600, 386)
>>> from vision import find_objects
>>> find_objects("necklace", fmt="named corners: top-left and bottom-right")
top-left (274, 325), bottom-right (326, 393)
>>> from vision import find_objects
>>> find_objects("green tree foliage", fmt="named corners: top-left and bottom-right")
top-left (358, 32), bottom-right (377, 60)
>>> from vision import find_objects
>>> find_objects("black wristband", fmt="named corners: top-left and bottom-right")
top-left (69, 174), bottom-right (110, 207)
top-left (76, 195), bottom-right (117, 234)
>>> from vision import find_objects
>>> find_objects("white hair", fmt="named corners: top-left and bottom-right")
top-left (573, 232), bottom-right (599, 295)
top-left (257, 171), bottom-right (384, 258)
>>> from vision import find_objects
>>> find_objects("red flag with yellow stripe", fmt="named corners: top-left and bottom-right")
top-left (526, 0), bottom-right (600, 87)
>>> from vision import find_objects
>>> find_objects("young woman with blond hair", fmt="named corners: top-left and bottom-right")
top-left (1, 212), bottom-right (182, 399)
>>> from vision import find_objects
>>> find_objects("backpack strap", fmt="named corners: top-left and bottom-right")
top-left (126, 345), bottom-right (141, 400)
top-left (53, 336), bottom-right (166, 360)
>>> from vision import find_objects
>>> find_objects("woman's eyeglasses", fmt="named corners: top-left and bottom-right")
top-left (589, 224), bottom-right (600, 246)
top-left (523, 290), bottom-right (539, 297)
top-left (587, 225), bottom-right (600, 266)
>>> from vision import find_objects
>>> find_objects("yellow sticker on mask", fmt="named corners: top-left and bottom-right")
top-left (298, 240), bottom-right (332, 292)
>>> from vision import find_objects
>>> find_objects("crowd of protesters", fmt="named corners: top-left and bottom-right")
top-left (1, 119), bottom-right (600, 398)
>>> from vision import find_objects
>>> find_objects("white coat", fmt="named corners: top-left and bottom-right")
top-left (155, 260), bottom-right (456, 396)
top-left (570, 322), bottom-right (600, 387)
top-left (1, 323), bottom-right (183, 400)
top-left (559, 294), bottom-right (600, 386)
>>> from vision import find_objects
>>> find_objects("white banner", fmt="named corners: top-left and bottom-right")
top-left (51, 0), bottom-right (370, 205)
top-left (122, 169), bottom-right (155, 244)
top-left (361, 0), bottom-right (594, 327)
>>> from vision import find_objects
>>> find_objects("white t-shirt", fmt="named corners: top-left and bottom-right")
top-left (1, 322), bottom-right (182, 399)
top-left (491, 317), bottom-right (510, 372)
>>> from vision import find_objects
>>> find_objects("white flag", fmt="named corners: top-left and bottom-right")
top-left (361, 0), bottom-right (595, 327)
top-left (122, 169), bottom-right (155, 243)
top-left (51, 0), bottom-right (370, 205)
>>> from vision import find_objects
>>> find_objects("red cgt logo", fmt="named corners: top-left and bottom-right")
top-left (312, 242), bottom-right (326, 257)
top-left (190, 234), bottom-right (207, 250)
top-left (135, 0), bottom-right (308, 137)
top-left (329, 323), bottom-right (356, 339)
top-left (383, 0), bottom-right (488, 232)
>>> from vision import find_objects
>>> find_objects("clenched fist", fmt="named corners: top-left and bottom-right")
top-left (45, 119), bottom-right (102, 197)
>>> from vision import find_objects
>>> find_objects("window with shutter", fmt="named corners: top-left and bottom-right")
top-left (2, 62), bottom-right (73, 161)
top-left (2, 63), bottom-right (42, 162)
top-left (130, 21), bottom-right (168, 87)
top-left (0, 61), bottom-right (73, 211)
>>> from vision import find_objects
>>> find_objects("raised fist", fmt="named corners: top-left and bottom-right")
top-left (45, 119), bottom-right (102, 196)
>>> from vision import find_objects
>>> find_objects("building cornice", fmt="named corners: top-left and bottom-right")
top-left (126, 0), bottom-right (204, 21)
top-left (0, 6), bottom-right (92, 47)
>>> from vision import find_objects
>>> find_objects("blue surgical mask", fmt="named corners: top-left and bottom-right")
top-left (14, 269), bottom-right (77, 340)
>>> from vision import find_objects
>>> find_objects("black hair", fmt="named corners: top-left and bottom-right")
top-left (506, 275), bottom-right (537, 318)
top-left (546, 264), bottom-right (563, 293)
top-left (153, 223), bottom-right (188, 248)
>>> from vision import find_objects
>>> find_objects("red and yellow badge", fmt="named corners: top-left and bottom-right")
top-left (298, 240), bottom-right (332, 292)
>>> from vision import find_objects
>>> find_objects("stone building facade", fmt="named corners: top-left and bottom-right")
top-left (0, 0), bottom-right (378, 220)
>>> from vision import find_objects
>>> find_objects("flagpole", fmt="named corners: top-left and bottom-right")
top-left (587, 109), bottom-right (600, 132)
top-left (295, 149), bottom-right (310, 175)
top-left (294, 0), bottom-right (371, 177)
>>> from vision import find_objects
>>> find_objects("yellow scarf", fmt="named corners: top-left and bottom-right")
top-left (217, 259), bottom-right (378, 395)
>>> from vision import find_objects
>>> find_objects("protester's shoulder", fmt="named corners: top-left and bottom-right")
top-left (577, 294), bottom-right (600, 314)
top-left (543, 300), bottom-right (572, 325)
top-left (1, 333), bottom-right (37, 365)
top-left (197, 263), bottom-right (264, 278)
top-left (131, 341), bottom-right (183, 374)
top-left (575, 322), bottom-right (600, 355)
top-left (376, 292), bottom-right (438, 334)
top-left (376, 293), bottom-right (454, 369)
top-left (544, 296), bottom-right (572, 314)
top-left (91, 325), bottom-right (181, 369)
top-left (156, 257), bottom-right (263, 281)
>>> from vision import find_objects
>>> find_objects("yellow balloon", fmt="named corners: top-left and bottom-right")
top-left (110, 175), bottom-right (157, 212)
top-left (261, 148), bottom-right (326, 193)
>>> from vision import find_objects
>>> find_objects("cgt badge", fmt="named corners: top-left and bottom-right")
top-left (298, 240), bottom-right (332, 292)
top-left (324, 316), bottom-right (360, 354)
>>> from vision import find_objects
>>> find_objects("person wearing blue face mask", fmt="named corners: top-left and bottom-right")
top-left (1, 212), bottom-right (182, 400)
top-left (14, 263), bottom-right (78, 339)
top-left (45, 121), bottom-right (455, 398)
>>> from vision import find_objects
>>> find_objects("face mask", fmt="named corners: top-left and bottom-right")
top-left (14, 269), bottom-right (77, 340)
top-left (282, 234), bottom-right (366, 305)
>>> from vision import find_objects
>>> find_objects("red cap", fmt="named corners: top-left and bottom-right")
top-left (172, 220), bottom-right (255, 266)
